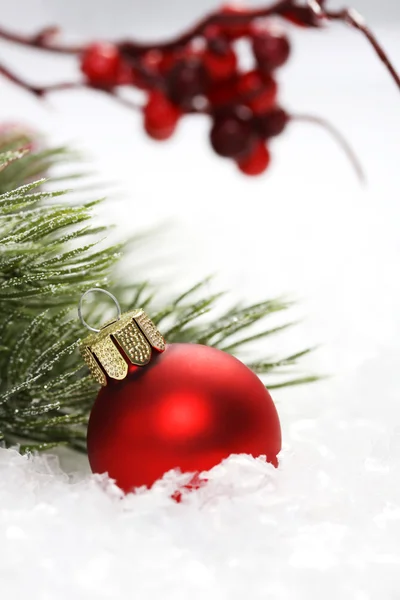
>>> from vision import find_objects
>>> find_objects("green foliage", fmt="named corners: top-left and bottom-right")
top-left (0, 136), bottom-right (314, 453)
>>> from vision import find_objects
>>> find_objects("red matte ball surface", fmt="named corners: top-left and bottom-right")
top-left (87, 343), bottom-right (281, 492)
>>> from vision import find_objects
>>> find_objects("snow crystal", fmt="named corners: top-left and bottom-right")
top-left (1, 372), bottom-right (400, 600)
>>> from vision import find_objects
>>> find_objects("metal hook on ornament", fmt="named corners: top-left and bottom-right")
top-left (78, 288), bottom-right (122, 333)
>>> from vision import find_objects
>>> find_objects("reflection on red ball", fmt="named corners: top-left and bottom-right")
top-left (87, 343), bottom-right (281, 492)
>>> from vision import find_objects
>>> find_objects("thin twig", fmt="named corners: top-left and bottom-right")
top-left (308, 0), bottom-right (400, 90)
top-left (291, 113), bottom-right (366, 184)
top-left (0, 25), bottom-right (83, 53)
top-left (0, 64), bottom-right (44, 97)
top-left (0, 64), bottom-right (141, 110)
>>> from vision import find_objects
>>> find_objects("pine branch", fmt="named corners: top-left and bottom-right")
top-left (0, 134), bottom-right (316, 452)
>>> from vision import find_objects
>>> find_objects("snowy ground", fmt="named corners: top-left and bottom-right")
top-left (1, 3), bottom-right (400, 598)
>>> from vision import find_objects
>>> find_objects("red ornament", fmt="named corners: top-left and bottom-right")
top-left (87, 343), bottom-right (281, 492)
top-left (237, 141), bottom-right (271, 176)
top-left (142, 50), bottom-right (176, 76)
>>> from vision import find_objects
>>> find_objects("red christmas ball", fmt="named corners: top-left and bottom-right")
top-left (87, 343), bottom-right (281, 492)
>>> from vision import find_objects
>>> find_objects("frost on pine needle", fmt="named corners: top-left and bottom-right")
top-left (0, 139), bottom-right (312, 452)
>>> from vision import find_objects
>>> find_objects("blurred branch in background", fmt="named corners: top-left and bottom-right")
top-left (0, 1), bottom-right (398, 179)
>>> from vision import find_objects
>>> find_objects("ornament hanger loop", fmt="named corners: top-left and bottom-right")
top-left (78, 288), bottom-right (121, 333)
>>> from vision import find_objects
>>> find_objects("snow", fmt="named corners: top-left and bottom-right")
top-left (1, 4), bottom-right (400, 598)
top-left (1, 405), bottom-right (400, 600)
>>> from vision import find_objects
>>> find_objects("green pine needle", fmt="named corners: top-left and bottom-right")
top-left (0, 136), bottom-right (316, 453)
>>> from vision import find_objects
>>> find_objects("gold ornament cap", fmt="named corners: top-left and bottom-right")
top-left (78, 288), bottom-right (165, 387)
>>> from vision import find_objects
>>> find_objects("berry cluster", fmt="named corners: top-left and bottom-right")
top-left (2, 1), bottom-right (399, 180)
top-left (80, 9), bottom-right (291, 177)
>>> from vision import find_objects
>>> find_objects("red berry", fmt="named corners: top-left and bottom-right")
top-left (203, 34), bottom-right (237, 82)
top-left (142, 50), bottom-right (164, 71)
top-left (207, 78), bottom-right (238, 107)
top-left (159, 53), bottom-right (178, 74)
top-left (237, 142), bottom-right (271, 176)
top-left (144, 91), bottom-right (182, 141)
top-left (129, 52), bottom-right (174, 91)
top-left (256, 107), bottom-right (289, 138)
top-left (252, 29), bottom-right (291, 72)
top-left (204, 47), bottom-right (237, 82)
top-left (210, 115), bottom-right (256, 159)
top-left (167, 56), bottom-right (207, 107)
top-left (236, 71), bottom-right (278, 114)
top-left (81, 42), bottom-right (122, 87)
top-left (116, 61), bottom-right (134, 85)
top-left (142, 50), bottom-right (177, 75)
top-left (144, 122), bottom-right (176, 141)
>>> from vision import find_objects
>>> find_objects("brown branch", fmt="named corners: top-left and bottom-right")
top-left (291, 113), bottom-right (366, 184)
top-left (0, 64), bottom-right (47, 96)
top-left (118, 1), bottom-right (400, 92)
top-left (308, 0), bottom-right (400, 90)
top-left (1, 4), bottom-right (295, 56)
top-left (0, 25), bottom-right (83, 53)
top-left (0, 5), bottom-right (293, 56)
top-left (119, 1), bottom-right (295, 56)
top-left (0, 64), bottom-right (141, 110)
top-left (0, 1), bottom-right (398, 91)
